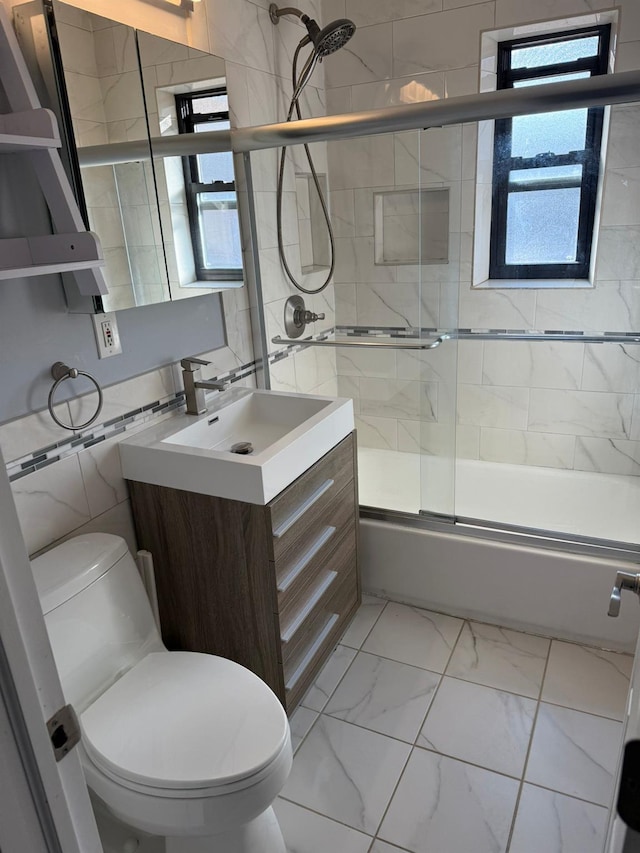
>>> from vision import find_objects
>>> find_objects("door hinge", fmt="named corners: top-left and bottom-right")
top-left (47, 704), bottom-right (80, 762)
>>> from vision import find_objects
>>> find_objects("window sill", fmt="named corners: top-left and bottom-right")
top-left (472, 278), bottom-right (594, 290)
top-left (180, 279), bottom-right (244, 290)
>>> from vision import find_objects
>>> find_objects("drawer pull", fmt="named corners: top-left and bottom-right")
top-left (278, 526), bottom-right (337, 593)
top-left (273, 479), bottom-right (335, 539)
top-left (285, 613), bottom-right (339, 693)
top-left (281, 571), bottom-right (338, 643)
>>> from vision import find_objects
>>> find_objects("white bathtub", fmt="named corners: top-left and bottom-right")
top-left (358, 447), bottom-right (640, 545)
top-left (360, 519), bottom-right (639, 652)
top-left (357, 447), bottom-right (640, 652)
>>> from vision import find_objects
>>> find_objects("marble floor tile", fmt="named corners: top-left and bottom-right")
top-left (525, 703), bottom-right (623, 806)
top-left (542, 640), bottom-right (633, 721)
top-left (340, 594), bottom-right (387, 648)
top-left (281, 715), bottom-right (411, 835)
top-left (378, 749), bottom-right (519, 853)
top-left (362, 603), bottom-right (463, 672)
top-left (323, 652), bottom-right (440, 742)
top-left (288, 705), bottom-right (319, 753)
top-left (369, 842), bottom-right (410, 853)
top-left (273, 799), bottom-right (372, 853)
top-left (418, 677), bottom-right (536, 778)
top-left (445, 622), bottom-right (550, 698)
top-left (300, 644), bottom-right (357, 712)
top-left (509, 783), bottom-right (609, 853)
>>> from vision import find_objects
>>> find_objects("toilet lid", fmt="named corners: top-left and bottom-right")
top-left (81, 652), bottom-right (289, 791)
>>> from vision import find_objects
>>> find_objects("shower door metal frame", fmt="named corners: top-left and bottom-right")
top-left (361, 504), bottom-right (640, 566)
top-left (77, 70), bottom-right (640, 166)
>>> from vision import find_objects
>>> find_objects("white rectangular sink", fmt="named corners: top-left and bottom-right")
top-left (119, 388), bottom-right (354, 505)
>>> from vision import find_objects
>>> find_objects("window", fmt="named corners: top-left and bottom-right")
top-left (489, 25), bottom-right (610, 280)
top-left (175, 89), bottom-right (242, 282)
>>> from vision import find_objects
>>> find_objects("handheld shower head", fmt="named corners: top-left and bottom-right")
top-left (303, 16), bottom-right (356, 57)
top-left (269, 5), bottom-right (356, 57)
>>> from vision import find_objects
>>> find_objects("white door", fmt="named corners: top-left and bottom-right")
top-left (0, 448), bottom-right (103, 852)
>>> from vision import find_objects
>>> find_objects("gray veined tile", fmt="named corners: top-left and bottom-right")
top-left (530, 387), bottom-right (634, 441)
top-left (289, 706), bottom-right (319, 753)
top-left (525, 703), bottom-right (623, 806)
top-left (369, 842), bottom-right (409, 853)
top-left (446, 622), bottom-right (550, 698)
top-left (362, 602), bottom-right (463, 672)
top-left (281, 715), bottom-right (411, 835)
top-left (324, 652), bottom-right (440, 742)
top-left (12, 455), bottom-right (92, 556)
top-left (418, 677), bottom-right (536, 778)
top-left (300, 644), bottom-right (357, 712)
top-left (509, 784), bottom-right (609, 853)
top-left (273, 799), bottom-right (372, 853)
top-left (340, 594), bottom-right (387, 649)
top-left (379, 749), bottom-right (519, 853)
top-left (574, 437), bottom-right (640, 476)
top-left (542, 641), bottom-right (632, 721)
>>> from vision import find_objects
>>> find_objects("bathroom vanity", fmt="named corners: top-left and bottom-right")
top-left (122, 392), bottom-right (360, 713)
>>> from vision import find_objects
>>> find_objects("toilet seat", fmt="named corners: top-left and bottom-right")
top-left (81, 652), bottom-right (289, 796)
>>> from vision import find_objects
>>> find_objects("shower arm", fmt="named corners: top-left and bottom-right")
top-left (269, 5), bottom-right (305, 24)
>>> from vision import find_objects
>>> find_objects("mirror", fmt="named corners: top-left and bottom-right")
top-left (49, 1), bottom-right (242, 312)
top-left (137, 32), bottom-right (242, 299)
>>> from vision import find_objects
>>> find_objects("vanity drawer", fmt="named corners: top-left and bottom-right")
top-left (283, 570), bottom-right (359, 711)
top-left (273, 481), bottom-right (355, 580)
top-left (281, 565), bottom-right (357, 666)
top-left (277, 522), bottom-right (357, 636)
top-left (267, 434), bottom-right (354, 555)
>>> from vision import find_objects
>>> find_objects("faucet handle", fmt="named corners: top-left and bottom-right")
top-left (608, 570), bottom-right (640, 617)
top-left (181, 355), bottom-right (211, 371)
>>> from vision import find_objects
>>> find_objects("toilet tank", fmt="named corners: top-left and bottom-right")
top-left (31, 534), bottom-right (164, 712)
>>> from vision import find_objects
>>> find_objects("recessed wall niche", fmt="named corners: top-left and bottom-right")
top-left (374, 187), bottom-right (449, 265)
top-left (296, 172), bottom-right (330, 273)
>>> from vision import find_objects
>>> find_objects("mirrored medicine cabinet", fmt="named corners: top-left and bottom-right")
top-left (14, 0), bottom-right (243, 313)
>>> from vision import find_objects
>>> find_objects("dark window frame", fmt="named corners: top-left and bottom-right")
top-left (175, 88), bottom-right (242, 282)
top-left (489, 24), bottom-right (610, 280)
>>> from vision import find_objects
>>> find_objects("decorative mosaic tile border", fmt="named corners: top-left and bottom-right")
top-left (335, 325), bottom-right (640, 340)
top-left (5, 358), bottom-right (261, 483)
top-left (14, 321), bottom-right (613, 483)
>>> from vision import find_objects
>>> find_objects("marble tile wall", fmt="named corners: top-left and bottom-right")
top-left (323, 0), bottom-right (640, 475)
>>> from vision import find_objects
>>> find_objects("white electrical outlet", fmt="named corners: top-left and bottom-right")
top-left (92, 312), bottom-right (122, 359)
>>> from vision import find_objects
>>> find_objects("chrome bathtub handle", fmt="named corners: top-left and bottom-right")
top-left (608, 571), bottom-right (640, 617)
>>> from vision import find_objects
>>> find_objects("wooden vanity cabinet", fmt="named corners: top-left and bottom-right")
top-left (127, 432), bottom-right (360, 713)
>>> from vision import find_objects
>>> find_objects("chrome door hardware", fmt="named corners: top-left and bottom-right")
top-left (608, 571), bottom-right (640, 617)
top-left (284, 295), bottom-right (326, 338)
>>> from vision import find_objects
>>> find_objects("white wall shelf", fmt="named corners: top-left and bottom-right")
top-left (0, 5), bottom-right (107, 294)
top-left (0, 108), bottom-right (59, 152)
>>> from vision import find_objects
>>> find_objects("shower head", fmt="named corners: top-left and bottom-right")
top-left (269, 5), bottom-right (356, 57)
top-left (302, 16), bottom-right (355, 57)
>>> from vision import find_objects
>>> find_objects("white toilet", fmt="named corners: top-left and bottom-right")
top-left (31, 533), bottom-right (292, 853)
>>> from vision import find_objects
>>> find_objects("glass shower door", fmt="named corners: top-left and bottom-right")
top-left (327, 127), bottom-right (459, 519)
top-left (257, 124), bottom-right (461, 521)
top-left (416, 125), bottom-right (462, 520)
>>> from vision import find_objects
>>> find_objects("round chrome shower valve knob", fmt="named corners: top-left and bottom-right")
top-left (283, 295), bottom-right (325, 337)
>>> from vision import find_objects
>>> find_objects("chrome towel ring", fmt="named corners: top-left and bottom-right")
top-left (48, 362), bottom-right (103, 431)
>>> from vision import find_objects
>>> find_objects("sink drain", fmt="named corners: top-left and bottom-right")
top-left (230, 441), bottom-right (253, 455)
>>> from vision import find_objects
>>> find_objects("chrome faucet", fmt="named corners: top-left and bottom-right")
top-left (181, 356), bottom-right (227, 415)
top-left (608, 570), bottom-right (640, 617)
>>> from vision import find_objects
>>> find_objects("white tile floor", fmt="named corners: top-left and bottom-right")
top-left (278, 595), bottom-right (634, 853)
